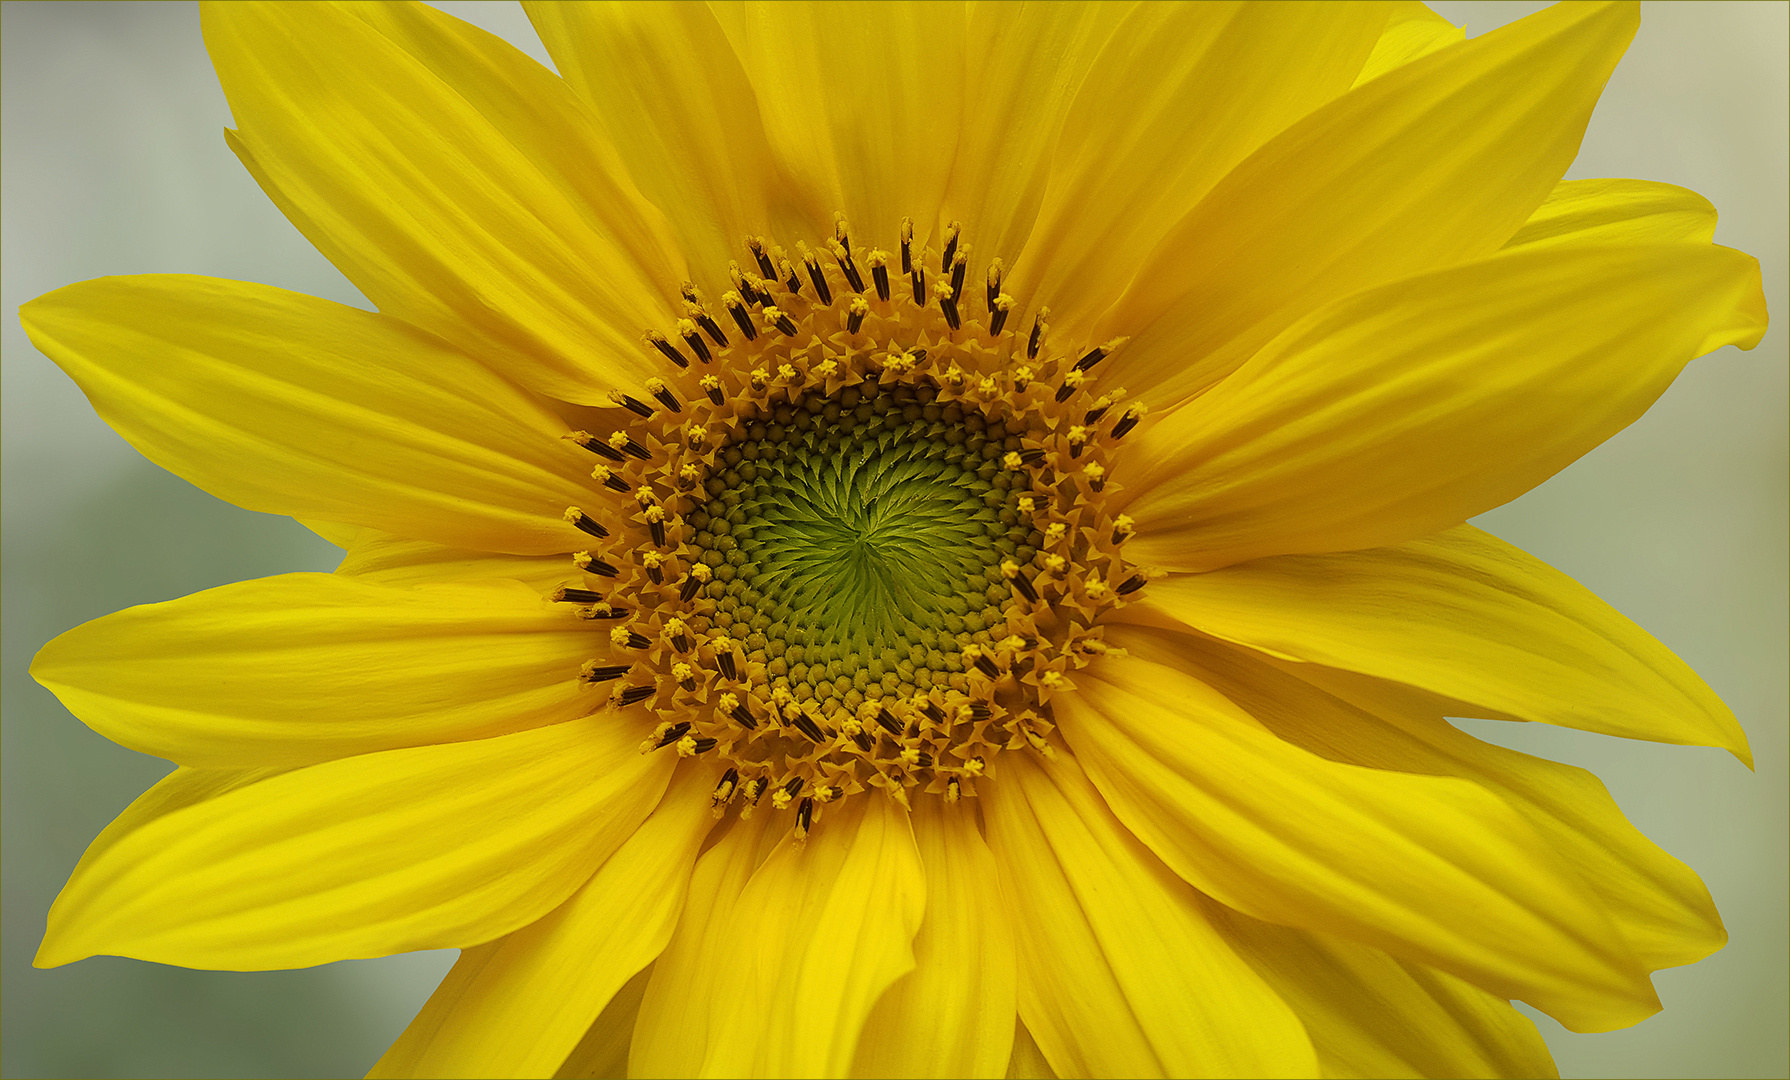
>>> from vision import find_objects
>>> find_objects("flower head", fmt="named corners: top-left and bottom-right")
top-left (21, 2), bottom-right (1768, 1078)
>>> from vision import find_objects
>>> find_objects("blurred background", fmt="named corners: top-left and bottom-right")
top-left (2, 2), bottom-right (1783, 1077)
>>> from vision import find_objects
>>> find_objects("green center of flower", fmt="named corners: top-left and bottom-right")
top-left (688, 386), bottom-right (1035, 708)
top-left (552, 215), bottom-right (1146, 835)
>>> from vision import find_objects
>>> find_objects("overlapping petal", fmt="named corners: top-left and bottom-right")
top-left (20, 275), bottom-right (600, 554)
top-left (1351, 1), bottom-right (1464, 88)
top-left (1007, 0), bottom-right (1388, 339)
top-left (1056, 650), bottom-right (1660, 1033)
top-left (1118, 242), bottom-right (1767, 571)
top-left (371, 764), bottom-right (719, 1079)
top-left (522, 1), bottom-right (824, 297)
top-left (32, 573), bottom-right (596, 768)
top-left (1120, 526), bottom-right (1750, 763)
top-left (850, 798), bottom-right (1015, 1080)
top-left (1105, 622), bottom-right (1728, 972)
top-left (204, 0), bottom-right (686, 402)
top-left (1099, 0), bottom-right (1640, 404)
top-left (37, 717), bottom-right (673, 970)
top-left (1505, 177), bottom-right (1719, 250)
top-left (334, 530), bottom-right (579, 592)
top-left (982, 751), bottom-right (1317, 1078)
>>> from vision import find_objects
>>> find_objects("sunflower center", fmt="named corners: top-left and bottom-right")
top-left (553, 216), bottom-right (1145, 835)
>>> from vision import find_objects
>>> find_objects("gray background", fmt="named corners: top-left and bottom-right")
top-left (2, 2), bottom-right (1783, 1077)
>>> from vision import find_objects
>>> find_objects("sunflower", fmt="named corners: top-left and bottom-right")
top-left (20, 1), bottom-right (1770, 1077)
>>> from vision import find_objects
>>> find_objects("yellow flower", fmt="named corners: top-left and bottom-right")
top-left (20, 1), bottom-right (1769, 1078)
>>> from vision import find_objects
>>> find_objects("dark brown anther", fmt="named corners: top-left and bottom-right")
top-left (679, 574), bottom-right (703, 602)
top-left (554, 587), bottom-right (605, 604)
top-left (912, 752), bottom-right (933, 769)
top-left (1054, 381), bottom-right (1079, 403)
top-left (750, 239), bottom-right (777, 279)
top-left (717, 650), bottom-right (738, 681)
top-left (920, 699), bottom-right (946, 726)
top-left (949, 253), bottom-right (967, 300)
top-left (567, 509), bottom-right (611, 539)
top-left (725, 300), bottom-right (758, 341)
top-left (795, 796), bottom-right (814, 834)
top-left (670, 629), bottom-right (692, 653)
top-left (704, 382), bottom-right (725, 406)
top-left (597, 470), bottom-right (631, 493)
top-left (836, 251), bottom-right (865, 293)
top-left (785, 263), bottom-right (803, 295)
top-left (695, 311), bottom-right (729, 347)
top-left (621, 630), bottom-right (652, 649)
top-left (972, 653), bottom-right (1000, 679)
top-left (986, 260), bottom-right (1003, 311)
top-left (645, 562), bottom-right (663, 585)
top-left (714, 766), bottom-right (740, 804)
top-left (1027, 314), bottom-right (1045, 360)
top-left (582, 664), bottom-right (629, 684)
top-left (1112, 409), bottom-right (1141, 439)
top-left (966, 702), bottom-right (992, 722)
top-left (617, 394), bottom-right (652, 418)
top-left (680, 282), bottom-right (701, 304)
top-left (790, 712), bottom-right (827, 743)
top-left (1073, 346), bottom-right (1109, 373)
top-left (730, 701), bottom-right (758, 729)
top-left (577, 436), bottom-right (627, 462)
top-left (940, 296), bottom-right (960, 331)
top-left (805, 258), bottom-right (833, 306)
top-left (782, 776), bottom-right (806, 798)
top-left (651, 386), bottom-right (682, 413)
top-left (990, 305), bottom-right (1010, 336)
top-left (772, 310), bottom-right (799, 336)
top-left (586, 606), bottom-right (629, 619)
top-left (846, 306), bottom-right (865, 334)
top-left (745, 777), bottom-right (768, 806)
top-left (649, 519), bottom-right (666, 547)
top-left (1085, 403), bottom-right (1112, 424)
top-left (690, 736), bottom-right (718, 755)
top-left (614, 434), bottom-right (650, 461)
top-left (1019, 448), bottom-right (1046, 466)
top-left (872, 263), bottom-right (891, 301)
top-left (579, 554), bottom-right (619, 578)
top-left (1117, 574), bottom-right (1147, 596)
top-left (649, 333), bottom-right (689, 369)
top-left (876, 708), bottom-right (903, 738)
top-left (905, 718), bottom-right (919, 739)
top-left (940, 221), bottom-right (960, 273)
top-left (834, 216), bottom-right (851, 257)
top-left (616, 684), bottom-right (655, 707)
top-left (676, 668), bottom-right (697, 691)
top-left (900, 218), bottom-right (914, 274)
top-left (654, 721), bottom-right (692, 748)
top-left (852, 729), bottom-right (875, 753)
top-left (682, 328), bottom-right (713, 364)
top-left (911, 268), bottom-right (926, 306)
top-left (730, 264), bottom-right (758, 306)
top-left (1011, 570), bottom-right (1040, 603)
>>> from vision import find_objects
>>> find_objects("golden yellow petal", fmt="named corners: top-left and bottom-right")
top-left (1009, 1), bottom-right (1389, 340)
top-left (335, 530), bottom-right (580, 592)
top-left (1100, 1), bottom-right (1640, 405)
top-left (20, 275), bottom-right (599, 555)
top-left (629, 810), bottom-right (778, 1077)
top-left (553, 965), bottom-right (652, 1080)
top-left (522, 1), bottom-right (824, 296)
top-left (696, 796), bottom-right (926, 1077)
top-left (982, 751), bottom-right (1317, 1078)
top-left (1203, 901), bottom-right (1557, 1079)
top-left (724, 1), bottom-right (965, 246)
top-left (1505, 178), bottom-right (1718, 250)
top-left (202, 0), bottom-right (686, 403)
top-left (370, 764), bottom-right (719, 1079)
top-left (32, 573), bottom-right (597, 768)
top-left (298, 518), bottom-right (363, 549)
top-left (1056, 651), bottom-right (1662, 1033)
top-left (1106, 623), bottom-right (1728, 974)
top-left (1119, 243), bottom-right (1767, 571)
top-left (938, 2), bottom-right (1135, 267)
top-left (1118, 525), bottom-right (1750, 765)
top-left (1003, 1020), bottom-right (1059, 1080)
top-left (850, 798), bottom-right (1016, 1079)
top-left (1351, 1), bottom-right (1464, 87)
top-left (37, 717), bottom-right (672, 970)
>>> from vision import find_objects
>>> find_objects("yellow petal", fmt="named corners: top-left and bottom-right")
top-left (1350, 1), bottom-right (1464, 87)
top-left (522, 1), bottom-right (823, 295)
top-left (37, 716), bottom-right (672, 970)
top-left (724, 1), bottom-right (964, 246)
top-left (1003, 1021), bottom-right (1058, 1080)
top-left (697, 796), bottom-right (926, 1078)
top-left (938, 2), bottom-right (1135, 267)
top-left (370, 764), bottom-right (719, 1079)
top-left (64, 766), bottom-right (290, 881)
top-left (1119, 242), bottom-right (1768, 571)
top-left (553, 965), bottom-right (651, 1080)
top-left (1008, 1), bottom-right (1389, 339)
top-left (336, 529), bottom-right (579, 592)
top-left (1099, 1), bottom-right (1640, 405)
top-left (20, 275), bottom-right (600, 555)
top-left (32, 573), bottom-right (598, 769)
top-left (629, 810), bottom-right (779, 1078)
top-left (850, 798), bottom-right (1016, 1079)
top-left (1056, 651), bottom-right (1661, 1033)
top-left (1504, 178), bottom-right (1718, 250)
top-left (1120, 525), bottom-right (1750, 765)
top-left (203, 0), bottom-right (686, 403)
top-left (299, 518), bottom-right (363, 548)
top-left (1105, 623), bottom-right (1727, 974)
top-left (982, 751), bottom-right (1317, 1078)
top-left (1203, 901), bottom-right (1557, 1079)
